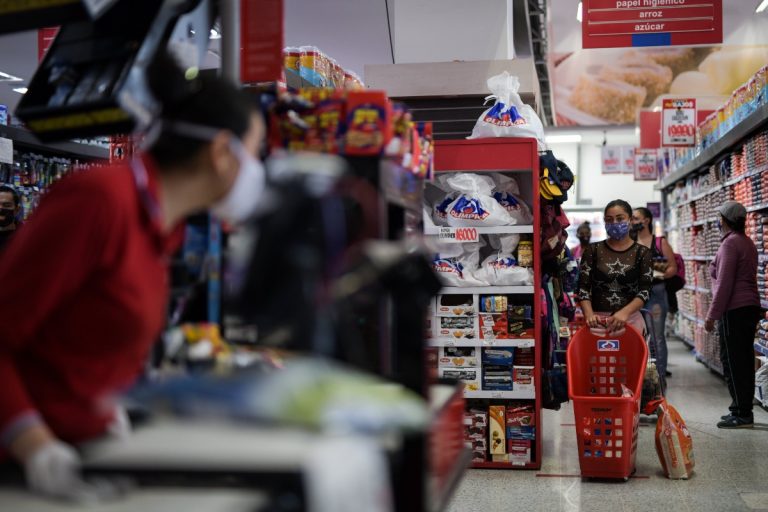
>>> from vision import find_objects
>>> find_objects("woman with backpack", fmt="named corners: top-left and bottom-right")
top-left (577, 200), bottom-right (653, 336)
top-left (631, 207), bottom-right (678, 381)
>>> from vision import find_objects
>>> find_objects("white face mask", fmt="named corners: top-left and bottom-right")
top-left (210, 139), bottom-right (266, 225)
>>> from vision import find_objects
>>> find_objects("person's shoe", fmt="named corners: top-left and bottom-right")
top-left (721, 413), bottom-right (733, 420)
top-left (665, 371), bottom-right (672, 377)
top-left (717, 415), bottom-right (754, 429)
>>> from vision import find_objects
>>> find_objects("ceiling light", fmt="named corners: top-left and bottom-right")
top-left (577, 2), bottom-right (583, 22)
top-left (12, 87), bottom-right (27, 94)
top-left (757, 0), bottom-right (768, 12)
top-left (0, 71), bottom-right (22, 83)
top-left (545, 134), bottom-right (583, 144)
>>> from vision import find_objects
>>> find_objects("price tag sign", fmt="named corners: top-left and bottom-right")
top-left (437, 227), bottom-right (479, 243)
top-left (491, 392), bottom-right (503, 399)
top-left (662, 98), bottom-right (696, 147)
top-left (634, 149), bottom-right (658, 181)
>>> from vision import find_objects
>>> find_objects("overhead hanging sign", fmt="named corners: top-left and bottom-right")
top-left (662, 98), bottom-right (696, 147)
top-left (634, 148), bottom-right (658, 181)
top-left (582, 0), bottom-right (723, 49)
top-left (240, 0), bottom-right (284, 84)
top-left (622, 147), bottom-right (635, 175)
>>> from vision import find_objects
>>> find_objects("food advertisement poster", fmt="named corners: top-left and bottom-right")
top-left (553, 45), bottom-right (768, 126)
top-left (601, 146), bottom-right (622, 174)
top-left (634, 148), bottom-right (658, 181)
top-left (622, 146), bottom-right (636, 174)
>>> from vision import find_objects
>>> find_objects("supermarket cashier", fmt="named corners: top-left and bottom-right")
top-left (577, 199), bottom-right (653, 335)
top-left (0, 65), bottom-right (266, 500)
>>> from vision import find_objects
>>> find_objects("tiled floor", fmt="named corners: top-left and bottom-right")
top-left (448, 337), bottom-right (768, 512)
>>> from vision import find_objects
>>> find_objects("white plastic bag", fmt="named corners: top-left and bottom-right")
top-left (445, 174), bottom-right (512, 227)
top-left (476, 235), bottom-right (533, 286)
top-left (467, 72), bottom-right (545, 150)
top-left (492, 174), bottom-right (534, 224)
top-left (432, 241), bottom-right (489, 287)
top-left (431, 175), bottom-right (456, 227)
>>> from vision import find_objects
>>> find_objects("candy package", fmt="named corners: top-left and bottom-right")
top-left (445, 173), bottom-right (512, 227)
top-left (468, 72), bottom-right (545, 149)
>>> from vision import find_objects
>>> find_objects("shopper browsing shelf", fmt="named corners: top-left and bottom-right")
top-left (705, 201), bottom-right (760, 429)
top-left (0, 185), bottom-right (21, 251)
top-left (631, 207), bottom-right (677, 381)
top-left (577, 200), bottom-right (653, 335)
top-left (0, 61), bottom-right (266, 501)
top-left (571, 221), bottom-right (591, 261)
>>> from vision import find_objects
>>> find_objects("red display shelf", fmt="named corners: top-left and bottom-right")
top-left (434, 138), bottom-right (539, 173)
top-left (432, 137), bottom-right (542, 470)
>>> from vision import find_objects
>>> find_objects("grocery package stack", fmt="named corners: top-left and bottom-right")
top-left (283, 46), bottom-right (363, 89)
top-left (757, 315), bottom-right (768, 356)
top-left (463, 403), bottom-right (535, 464)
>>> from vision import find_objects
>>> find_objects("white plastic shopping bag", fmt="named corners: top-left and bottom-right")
top-left (468, 72), bottom-right (545, 149)
top-left (492, 174), bottom-right (534, 224)
top-left (445, 173), bottom-right (512, 227)
top-left (476, 235), bottom-right (533, 286)
top-left (431, 241), bottom-right (489, 287)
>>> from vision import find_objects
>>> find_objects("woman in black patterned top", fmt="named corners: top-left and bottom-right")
top-left (578, 199), bottom-right (653, 334)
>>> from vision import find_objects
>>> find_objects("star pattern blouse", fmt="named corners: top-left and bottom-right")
top-left (577, 241), bottom-right (653, 313)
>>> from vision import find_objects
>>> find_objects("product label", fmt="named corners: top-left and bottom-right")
top-left (449, 197), bottom-right (490, 221)
top-left (597, 340), bottom-right (620, 351)
top-left (662, 98), bottom-right (696, 147)
top-left (438, 227), bottom-right (479, 243)
top-left (483, 102), bottom-right (528, 127)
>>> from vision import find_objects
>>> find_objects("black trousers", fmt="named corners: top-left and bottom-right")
top-left (718, 306), bottom-right (761, 418)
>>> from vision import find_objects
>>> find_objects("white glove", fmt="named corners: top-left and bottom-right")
top-left (24, 440), bottom-right (127, 503)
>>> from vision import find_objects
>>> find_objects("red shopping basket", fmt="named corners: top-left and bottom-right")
top-left (567, 324), bottom-right (648, 480)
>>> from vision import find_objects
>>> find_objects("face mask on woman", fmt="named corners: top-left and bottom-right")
top-left (605, 221), bottom-right (630, 241)
top-left (210, 138), bottom-right (266, 225)
top-left (630, 222), bottom-right (644, 234)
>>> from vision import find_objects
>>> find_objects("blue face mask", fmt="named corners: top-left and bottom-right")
top-left (606, 221), bottom-right (630, 241)
top-left (715, 219), bottom-right (721, 232)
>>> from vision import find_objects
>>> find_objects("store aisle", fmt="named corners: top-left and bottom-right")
top-left (449, 337), bottom-right (768, 512)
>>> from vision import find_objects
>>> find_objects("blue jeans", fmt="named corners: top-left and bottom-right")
top-left (646, 283), bottom-right (669, 379)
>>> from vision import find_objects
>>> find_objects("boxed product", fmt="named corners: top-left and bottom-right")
top-left (437, 316), bottom-right (476, 340)
top-left (440, 367), bottom-right (480, 391)
top-left (506, 426), bottom-right (535, 440)
top-left (465, 408), bottom-right (488, 428)
top-left (506, 440), bottom-right (532, 464)
top-left (482, 348), bottom-right (515, 366)
top-left (479, 295), bottom-right (508, 313)
top-left (508, 304), bottom-right (534, 337)
top-left (436, 294), bottom-right (476, 317)
top-left (424, 315), bottom-right (434, 340)
top-left (506, 404), bottom-right (536, 427)
top-left (479, 313), bottom-right (511, 340)
top-left (489, 406), bottom-right (506, 455)
top-left (513, 367), bottom-right (535, 393)
top-left (439, 346), bottom-right (479, 367)
top-left (514, 347), bottom-right (535, 367)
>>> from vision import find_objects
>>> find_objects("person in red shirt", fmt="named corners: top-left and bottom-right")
top-left (0, 65), bottom-right (266, 500)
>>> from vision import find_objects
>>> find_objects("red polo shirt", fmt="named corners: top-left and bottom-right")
top-left (0, 155), bottom-right (182, 448)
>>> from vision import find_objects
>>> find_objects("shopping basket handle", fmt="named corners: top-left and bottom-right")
top-left (588, 317), bottom-right (626, 337)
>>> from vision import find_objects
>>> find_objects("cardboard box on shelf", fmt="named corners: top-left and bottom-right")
top-left (439, 346), bottom-right (479, 367)
top-left (514, 347), bottom-right (535, 366)
top-left (506, 405), bottom-right (536, 427)
top-left (479, 313), bottom-right (511, 340)
top-left (489, 405), bottom-right (506, 455)
top-left (482, 348), bottom-right (515, 366)
top-left (479, 295), bottom-right (508, 313)
top-left (436, 294), bottom-right (477, 317)
top-left (507, 439), bottom-right (532, 464)
top-left (438, 316), bottom-right (477, 340)
top-left (440, 367), bottom-right (480, 391)
top-left (465, 409), bottom-right (488, 428)
top-left (506, 426), bottom-right (535, 440)
top-left (513, 367), bottom-right (534, 392)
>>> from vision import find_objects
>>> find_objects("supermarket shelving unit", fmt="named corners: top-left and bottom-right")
top-left (428, 138), bottom-right (541, 470)
top-left (656, 102), bottom-right (768, 378)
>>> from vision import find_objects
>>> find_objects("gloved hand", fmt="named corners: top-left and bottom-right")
top-left (24, 440), bottom-right (127, 503)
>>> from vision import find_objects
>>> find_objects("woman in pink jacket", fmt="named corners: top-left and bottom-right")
top-left (705, 201), bottom-right (761, 429)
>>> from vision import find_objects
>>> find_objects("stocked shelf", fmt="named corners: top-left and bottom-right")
top-left (658, 103), bottom-right (768, 190)
top-left (428, 339), bottom-right (535, 348)
top-left (762, 300), bottom-right (768, 310)
top-left (681, 256), bottom-right (714, 262)
top-left (696, 353), bottom-right (724, 377)
top-left (683, 285), bottom-right (710, 294)
top-left (680, 311), bottom-right (704, 326)
top-left (677, 334), bottom-right (695, 349)
top-left (440, 286), bottom-right (535, 295)
top-left (464, 389), bottom-right (535, 400)
top-left (755, 343), bottom-right (768, 358)
top-left (667, 164), bottom-right (768, 208)
top-left (0, 125), bottom-right (108, 160)
top-left (423, 225), bottom-right (534, 235)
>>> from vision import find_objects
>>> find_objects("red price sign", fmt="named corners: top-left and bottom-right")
top-left (662, 98), bottom-right (696, 147)
top-left (438, 227), bottom-right (479, 243)
top-left (634, 149), bottom-right (658, 181)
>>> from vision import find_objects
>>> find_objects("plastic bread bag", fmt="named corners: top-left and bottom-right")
top-left (431, 174), bottom-right (456, 227)
top-left (467, 72), bottom-right (546, 150)
top-left (644, 398), bottom-right (695, 480)
top-left (431, 240), bottom-right (489, 287)
top-left (445, 173), bottom-right (512, 227)
top-left (492, 174), bottom-right (534, 224)
top-left (477, 235), bottom-right (532, 286)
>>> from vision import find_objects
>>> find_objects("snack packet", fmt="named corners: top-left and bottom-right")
top-left (644, 398), bottom-right (695, 479)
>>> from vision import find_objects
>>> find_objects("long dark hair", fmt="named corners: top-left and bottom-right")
top-left (604, 199), bottom-right (632, 217)
top-left (147, 53), bottom-right (261, 169)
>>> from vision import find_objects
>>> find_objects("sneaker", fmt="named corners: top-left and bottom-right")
top-left (721, 413), bottom-right (733, 420)
top-left (717, 415), bottom-right (754, 429)
top-left (665, 371), bottom-right (672, 377)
